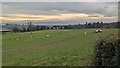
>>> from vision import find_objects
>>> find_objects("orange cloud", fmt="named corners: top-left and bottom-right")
top-left (1, 13), bottom-right (117, 22)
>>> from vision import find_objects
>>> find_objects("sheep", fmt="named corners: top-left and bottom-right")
top-left (16, 37), bottom-right (19, 40)
top-left (84, 32), bottom-right (87, 35)
top-left (46, 35), bottom-right (50, 37)
top-left (30, 35), bottom-right (33, 37)
top-left (93, 29), bottom-right (102, 33)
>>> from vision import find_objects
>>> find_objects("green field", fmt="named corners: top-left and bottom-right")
top-left (2, 28), bottom-right (118, 66)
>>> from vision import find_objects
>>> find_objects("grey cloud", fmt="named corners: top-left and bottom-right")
top-left (2, 2), bottom-right (118, 23)
top-left (2, 0), bottom-right (120, 2)
top-left (2, 2), bottom-right (118, 17)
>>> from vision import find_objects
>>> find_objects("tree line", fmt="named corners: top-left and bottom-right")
top-left (3, 21), bottom-right (118, 33)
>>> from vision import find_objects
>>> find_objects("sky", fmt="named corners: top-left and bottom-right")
top-left (0, 1), bottom-right (119, 25)
top-left (1, 0), bottom-right (119, 2)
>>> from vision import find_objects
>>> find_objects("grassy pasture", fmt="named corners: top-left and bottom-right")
top-left (2, 28), bottom-right (118, 66)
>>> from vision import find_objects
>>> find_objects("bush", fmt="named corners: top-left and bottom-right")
top-left (94, 35), bottom-right (120, 66)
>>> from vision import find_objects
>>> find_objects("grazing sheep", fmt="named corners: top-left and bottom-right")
top-left (84, 32), bottom-right (87, 35)
top-left (93, 29), bottom-right (102, 33)
top-left (46, 35), bottom-right (50, 37)
top-left (30, 36), bottom-right (33, 37)
top-left (16, 37), bottom-right (19, 40)
top-left (99, 29), bottom-right (102, 32)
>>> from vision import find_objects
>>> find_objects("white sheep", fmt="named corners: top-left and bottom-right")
top-left (84, 32), bottom-right (87, 35)
top-left (30, 36), bottom-right (33, 37)
top-left (46, 35), bottom-right (50, 37)
top-left (16, 37), bottom-right (19, 40)
top-left (93, 29), bottom-right (102, 33)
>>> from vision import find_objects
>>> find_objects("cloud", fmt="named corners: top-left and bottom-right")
top-left (1, 2), bottom-right (118, 23)
top-left (2, 13), bottom-right (117, 23)
top-left (2, 2), bottom-right (118, 16)
top-left (1, 0), bottom-right (119, 2)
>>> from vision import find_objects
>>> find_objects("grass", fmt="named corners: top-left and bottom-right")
top-left (2, 28), bottom-right (118, 66)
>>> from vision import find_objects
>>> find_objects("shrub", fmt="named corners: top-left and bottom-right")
top-left (94, 35), bottom-right (120, 66)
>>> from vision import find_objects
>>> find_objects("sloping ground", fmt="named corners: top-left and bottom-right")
top-left (2, 28), bottom-right (118, 66)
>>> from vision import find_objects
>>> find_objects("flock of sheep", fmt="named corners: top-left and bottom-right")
top-left (15, 29), bottom-right (102, 40)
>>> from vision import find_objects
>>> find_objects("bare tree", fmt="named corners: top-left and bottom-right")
top-left (30, 22), bottom-right (32, 34)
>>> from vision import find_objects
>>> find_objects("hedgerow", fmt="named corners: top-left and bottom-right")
top-left (94, 35), bottom-right (120, 66)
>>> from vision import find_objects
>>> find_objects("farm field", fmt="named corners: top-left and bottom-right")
top-left (2, 28), bottom-right (118, 66)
